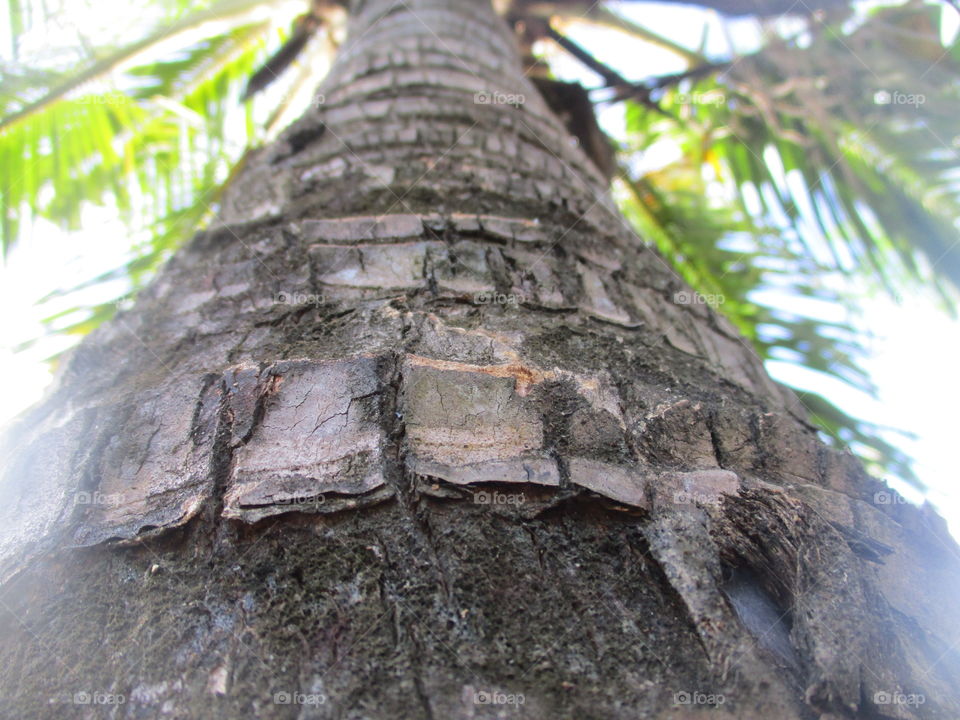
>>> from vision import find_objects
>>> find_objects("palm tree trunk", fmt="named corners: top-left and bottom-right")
top-left (1, 0), bottom-right (958, 717)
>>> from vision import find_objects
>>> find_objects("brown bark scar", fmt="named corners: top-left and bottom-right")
top-left (404, 354), bottom-right (554, 397)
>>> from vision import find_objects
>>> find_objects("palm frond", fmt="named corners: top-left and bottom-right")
top-left (0, 0), bottom-right (278, 132)
top-left (2, 4), bottom-right (311, 348)
top-left (696, 4), bottom-right (960, 302)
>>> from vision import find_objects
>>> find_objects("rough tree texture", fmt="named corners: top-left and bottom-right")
top-left (1, 0), bottom-right (958, 718)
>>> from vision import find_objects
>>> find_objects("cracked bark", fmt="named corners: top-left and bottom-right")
top-left (1, 0), bottom-right (958, 718)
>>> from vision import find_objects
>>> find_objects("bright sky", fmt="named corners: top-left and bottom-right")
top-left (1, 0), bottom-right (958, 539)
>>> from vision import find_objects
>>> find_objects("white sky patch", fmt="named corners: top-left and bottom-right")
top-left (0, 203), bottom-right (139, 421)
top-left (765, 290), bottom-right (960, 537)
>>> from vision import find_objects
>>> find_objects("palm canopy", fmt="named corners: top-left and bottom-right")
top-left (2, 0), bottom-right (958, 487)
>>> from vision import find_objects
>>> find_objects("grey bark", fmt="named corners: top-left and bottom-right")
top-left (1, 0), bottom-right (958, 718)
